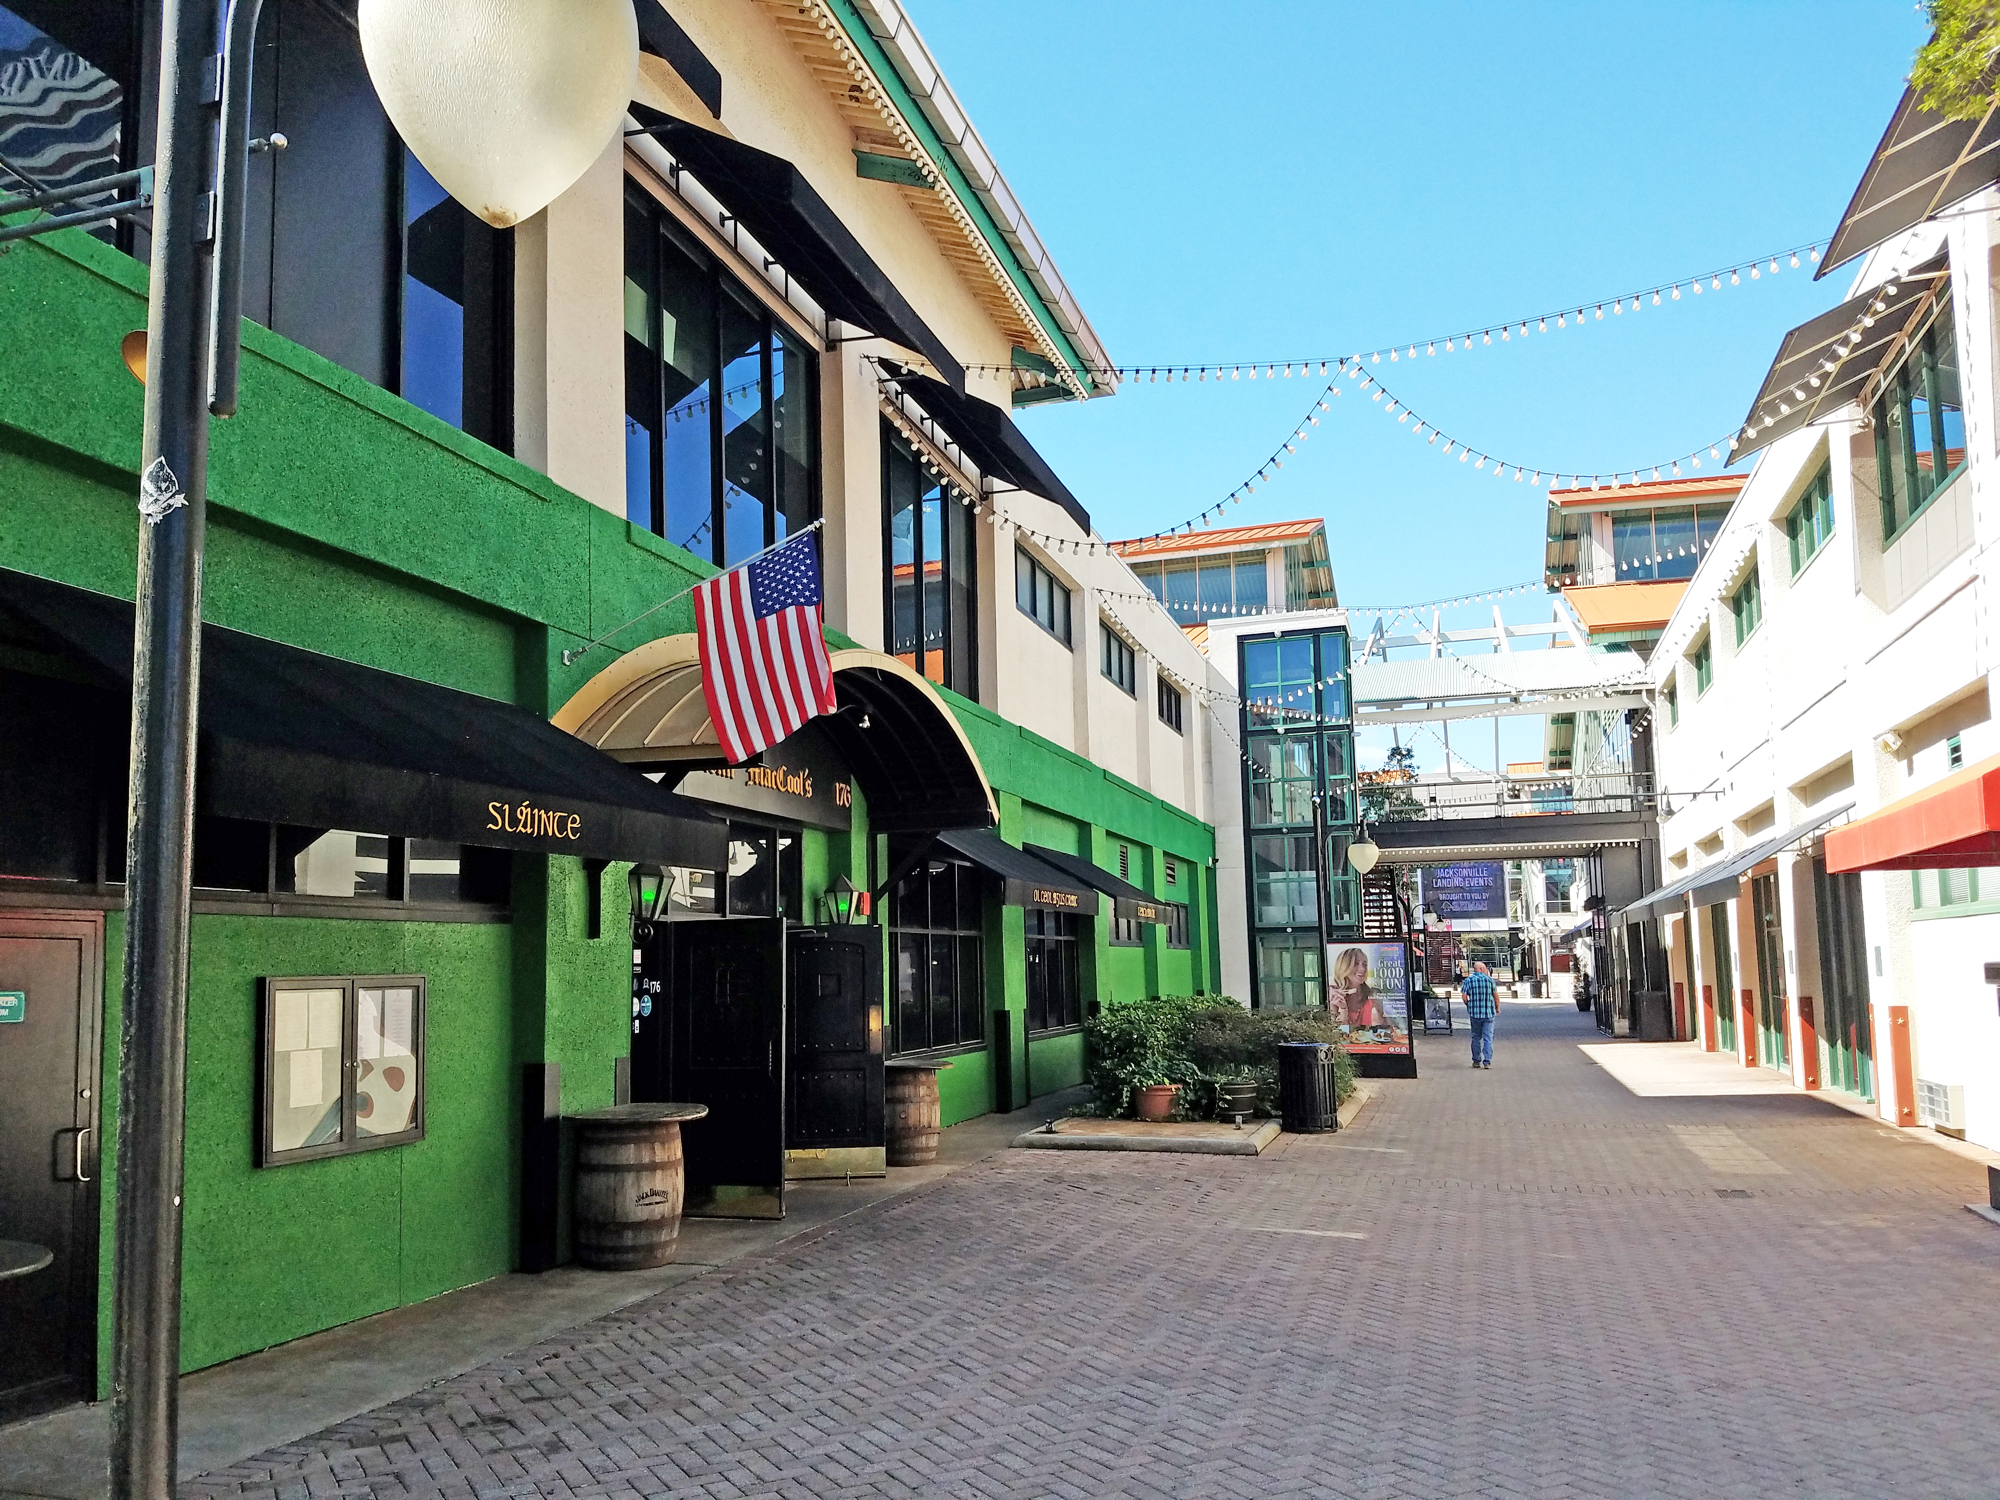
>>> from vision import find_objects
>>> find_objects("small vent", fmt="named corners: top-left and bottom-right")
top-left (1118, 844), bottom-right (1130, 880)
top-left (1917, 1079), bottom-right (1966, 1131)
top-left (1165, 859), bottom-right (1178, 887)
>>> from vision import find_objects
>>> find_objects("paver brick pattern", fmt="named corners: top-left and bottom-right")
top-left (189, 1003), bottom-right (2000, 1499)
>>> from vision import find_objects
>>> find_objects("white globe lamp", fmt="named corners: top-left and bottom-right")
top-left (359, 0), bottom-right (640, 228)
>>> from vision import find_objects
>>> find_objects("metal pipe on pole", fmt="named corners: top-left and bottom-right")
top-left (107, 0), bottom-right (239, 1492)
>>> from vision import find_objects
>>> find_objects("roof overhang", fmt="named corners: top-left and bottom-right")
top-left (1733, 253), bottom-right (1950, 461)
top-left (1826, 754), bottom-right (2000, 871)
top-left (634, 109), bottom-right (965, 391)
top-left (1820, 85), bottom-right (2000, 277)
top-left (879, 361), bottom-right (1088, 530)
top-left (553, 634), bottom-right (997, 834)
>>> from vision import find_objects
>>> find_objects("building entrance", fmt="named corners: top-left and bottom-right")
top-left (1812, 860), bottom-right (1874, 1098)
top-left (1709, 903), bottom-right (1737, 1054)
top-left (1750, 873), bottom-right (1789, 1072)
top-left (0, 912), bottom-right (102, 1424)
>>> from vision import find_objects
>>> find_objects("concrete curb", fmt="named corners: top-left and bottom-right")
top-left (1010, 1119), bottom-right (1282, 1155)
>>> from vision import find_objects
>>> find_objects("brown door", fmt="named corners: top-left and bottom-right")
top-left (0, 912), bottom-right (103, 1423)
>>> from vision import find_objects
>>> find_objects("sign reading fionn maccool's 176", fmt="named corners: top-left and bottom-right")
top-left (675, 725), bottom-right (853, 832)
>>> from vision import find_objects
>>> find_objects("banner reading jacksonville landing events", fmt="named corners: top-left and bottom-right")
top-left (1326, 940), bottom-right (1412, 1056)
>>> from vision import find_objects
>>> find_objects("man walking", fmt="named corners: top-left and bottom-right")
top-left (1462, 961), bottom-right (1499, 1069)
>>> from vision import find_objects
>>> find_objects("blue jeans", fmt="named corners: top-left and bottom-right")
top-left (1469, 1015), bottom-right (1495, 1065)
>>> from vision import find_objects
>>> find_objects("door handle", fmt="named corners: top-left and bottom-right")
top-left (74, 1126), bottom-right (93, 1183)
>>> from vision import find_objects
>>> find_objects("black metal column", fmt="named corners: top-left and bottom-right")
top-left (110, 0), bottom-right (220, 1493)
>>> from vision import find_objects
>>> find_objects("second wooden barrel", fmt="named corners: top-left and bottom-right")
top-left (571, 1104), bottom-right (705, 1270)
top-left (885, 1063), bottom-right (945, 1166)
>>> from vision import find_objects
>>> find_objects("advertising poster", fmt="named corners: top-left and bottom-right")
top-left (1327, 940), bottom-right (1412, 1055)
top-left (1424, 861), bottom-right (1508, 921)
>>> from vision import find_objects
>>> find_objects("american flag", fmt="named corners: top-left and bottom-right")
top-left (693, 530), bottom-right (838, 764)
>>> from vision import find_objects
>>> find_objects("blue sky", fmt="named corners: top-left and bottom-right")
top-left (917, 1), bottom-right (1930, 615)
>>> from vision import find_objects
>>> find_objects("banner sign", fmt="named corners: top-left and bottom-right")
top-left (1424, 861), bottom-right (1508, 921)
top-left (1327, 940), bottom-right (1412, 1056)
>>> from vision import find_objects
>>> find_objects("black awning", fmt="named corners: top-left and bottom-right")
top-left (0, 568), bottom-right (726, 867)
top-left (818, 663), bottom-right (995, 834)
top-left (1024, 843), bottom-right (1167, 922)
top-left (1731, 254), bottom-right (1949, 461)
top-left (881, 362), bottom-right (1091, 533)
top-left (1820, 88), bottom-right (2000, 277)
top-left (635, 110), bottom-right (964, 391)
top-left (935, 828), bottom-right (1099, 914)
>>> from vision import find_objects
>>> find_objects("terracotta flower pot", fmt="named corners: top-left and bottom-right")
top-left (1134, 1084), bottom-right (1179, 1121)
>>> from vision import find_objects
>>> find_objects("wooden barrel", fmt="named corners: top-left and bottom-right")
top-left (885, 1062), bottom-right (947, 1166)
top-left (570, 1103), bottom-right (707, 1270)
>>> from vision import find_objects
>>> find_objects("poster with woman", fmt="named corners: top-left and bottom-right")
top-left (1327, 941), bottom-right (1412, 1055)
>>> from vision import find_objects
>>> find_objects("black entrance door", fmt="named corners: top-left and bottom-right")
top-left (786, 929), bottom-right (883, 1156)
top-left (669, 918), bottom-right (786, 1218)
top-left (0, 912), bottom-right (102, 1423)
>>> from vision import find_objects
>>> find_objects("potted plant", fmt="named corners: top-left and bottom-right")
top-left (1213, 1072), bottom-right (1259, 1124)
top-left (1133, 1081), bottom-right (1180, 1121)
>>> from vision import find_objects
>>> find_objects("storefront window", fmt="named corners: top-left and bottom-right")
top-left (260, 975), bottom-right (425, 1166)
top-left (891, 858), bottom-right (984, 1053)
top-left (625, 191), bottom-right (818, 564)
top-left (884, 425), bottom-right (977, 695)
top-left (1024, 908), bottom-right (1082, 1032)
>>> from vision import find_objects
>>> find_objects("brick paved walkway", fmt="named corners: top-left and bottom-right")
top-left (188, 1002), bottom-right (2000, 1500)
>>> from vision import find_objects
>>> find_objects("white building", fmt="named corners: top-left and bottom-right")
top-left (1641, 83), bottom-right (2000, 1149)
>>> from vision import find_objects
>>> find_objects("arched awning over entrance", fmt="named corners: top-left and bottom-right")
top-left (552, 636), bottom-right (997, 833)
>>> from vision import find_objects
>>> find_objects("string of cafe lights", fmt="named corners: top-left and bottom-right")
top-left (969, 239), bottom-right (1828, 388)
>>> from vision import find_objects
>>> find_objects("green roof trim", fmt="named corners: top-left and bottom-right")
top-left (822, 0), bottom-right (1100, 398)
top-left (854, 149), bottom-right (930, 188)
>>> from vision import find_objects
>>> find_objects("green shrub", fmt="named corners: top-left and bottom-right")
top-left (1085, 995), bottom-right (1353, 1118)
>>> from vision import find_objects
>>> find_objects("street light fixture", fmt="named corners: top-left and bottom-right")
top-left (1346, 824), bottom-right (1381, 875)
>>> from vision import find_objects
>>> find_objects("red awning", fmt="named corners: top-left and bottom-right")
top-left (1824, 752), bottom-right (2000, 872)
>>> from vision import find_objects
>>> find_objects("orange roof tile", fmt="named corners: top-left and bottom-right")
top-left (1112, 518), bottom-right (1324, 558)
top-left (1562, 580), bottom-right (1688, 635)
top-left (1548, 474), bottom-right (1745, 509)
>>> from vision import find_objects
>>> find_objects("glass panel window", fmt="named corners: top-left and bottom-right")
top-left (1196, 559), bottom-right (1234, 616)
top-left (1157, 676), bottom-right (1184, 733)
top-left (1252, 833), bottom-right (1319, 926)
top-left (1101, 623), bottom-right (1137, 695)
top-left (1248, 735), bottom-right (1318, 827)
top-left (1691, 635), bottom-right (1713, 695)
top-left (1876, 290), bottom-right (1965, 539)
top-left (262, 976), bottom-right (426, 1165)
top-left (1162, 563), bottom-right (1198, 618)
top-left (1652, 508), bottom-right (1698, 580)
top-left (726, 826), bottom-right (774, 916)
top-left (1613, 510), bottom-right (1655, 580)
top-left (282, 831), bottom-right (393, 899)
top-left (883, 427), bottom-right (977, 694)
top-left (1786, 462), bottom-right (1835, 576)
top-left (891, 857), bottom-right (984, 1053)
top-left (624, 193), bottom-right (816, 564)
top-left (1730, 563), bottom-right (1762, 646)
top-left (1015, 546), bottom-right (1072, 646)
top-left (1164, 902), bottom-right (1190, 949)
top-left (401, 150), bottom-right (512, 448)
top-left (1242, 636), bottom-right (1316, 728)
top-left (1024, 908), bottom-right (1082, 1032)
top-left (1256, 931), bottom-right (1321, 1009)
top-left (1665, 682), bottom-right (1678, 727)
top-left (1234, 557), bottom-right (1270, 611)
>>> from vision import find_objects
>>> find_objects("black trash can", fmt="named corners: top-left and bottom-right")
top-left (1277, 1042), bottom-right (1338, 1133)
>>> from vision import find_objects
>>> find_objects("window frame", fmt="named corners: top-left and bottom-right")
top-left (1163, 901), bottom-right (1190, 949)
top-left (1024, 908), bottom-right (1084, 1034)
top-left (881, 422), bottom-right (978, 697)
top-left (1014, 546), bottom-right (1073, 646)
top-left (1785, 461), bottom-right (1835, 577)
top-left (1690, 633), bottom-right (1713, 696)
top-left (1873, 290), bottom-right (1965, 543)
top-left (257, 974), bottom-right (427, 1167)
top-left (888, 856), bottom-right (986, 1056)
top-left (1100, 623), bottom-right (1137, 696)
top-left (1664, 679), bottom-right (1678, 728)
top-left (1729, 562), bottom-right (1762, 648)
top-left (1157, 674), bottom-right (1184, 733)
top-left (623, 189), bottom-right (821, 566)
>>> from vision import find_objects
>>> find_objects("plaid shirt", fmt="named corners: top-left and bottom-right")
top-left (1461, 971), bottom-right (1499, 1018)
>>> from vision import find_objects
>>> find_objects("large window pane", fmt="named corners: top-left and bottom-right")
top-left (354, 984), bottom-right (419, 1137)
top-left (1163, 563), bottom-right (1198, 617)
top-left (888, 437), bottom-right (919, 666)
top-left (1243, 636), bottom-right (1315, 728)
top-left (773, 329), bottom-right (815, 542)
top-left (267, 985), bottom-right (345, 1152)
top-left (1248, 734), bottom-right (1317, 827)
top-left (658, 226), bottom-right (716, 557)
top-left (896, 934), bottom-right (927, 1052)
top-left (0, 8), bottom-right (125, 203)
top-left (1652, 508), bottom-right (1697, 580)
top-left (1612, 511), bottom-right (1655, 580)
top-left (1252, 833), bottom-right (1318, 925)
top-left (720, 292), bottom-right (769, 566)
top-left (402, 155), bottom-right (464, 430)
top-left (1234, 557), bottom-right (1269, 611)
top-left (1197, 558), bottom-right (1234, 614)
top-left (283, 830), bottom-right (393, 899)
top-left (1256, 932), bottom-right (1321, 1009)
top-left (920, 483), bottom-right (945, 683)
top-left (726, 828), bottom-right (774, 916)
top-left (948, 495), bottom-right (975, 692)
